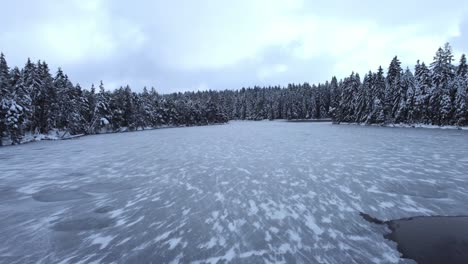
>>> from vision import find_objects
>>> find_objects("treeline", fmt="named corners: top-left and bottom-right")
top-left (331, 43), bottom-right (467, 126)
top-left (0, 58), bottom-right (230, 145)
top-left (0, 55), bottom-right (332, 145)
top-left (1, 43), bottom-right (467, 145)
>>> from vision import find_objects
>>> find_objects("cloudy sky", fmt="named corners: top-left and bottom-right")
top-left (1, 0), bottom-right (467, 93)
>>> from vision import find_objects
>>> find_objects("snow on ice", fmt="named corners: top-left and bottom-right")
top-left (0, 121), bottom-right (467, 263)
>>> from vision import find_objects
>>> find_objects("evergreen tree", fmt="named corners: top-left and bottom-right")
top-left (457, 54), bottom-right (467, 77)
top-left (455, 55), bottom-right (468, 126)
top-left (355, 72), bottom-right (372, 123)
top-left (0, 53), bottom-right (11, 144)
top-left (328, 76), bottom-right (340, 119)
top-left (414, 62), bottom-right (432, 123)
top-left (395, 68), bottom-right (415, 123)
top-left (0, 53), bottom-right (10, 97)
top-left (386, 56), bottom-right (403, 122)
top-left (337, 72), bottom-right (360, 123)
top-left (430, 43), bottom-right (455, 125)
top-left (366, 67), bottom-right (386, 124)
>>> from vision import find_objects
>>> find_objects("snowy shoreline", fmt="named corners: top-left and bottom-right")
top-left (3, 120), bottom-right (467, 147)
top-left (1, 123), bottom-right (227, 147)
top-left (336, 122), bottom-right (468, 131)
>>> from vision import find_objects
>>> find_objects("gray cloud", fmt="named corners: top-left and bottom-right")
top-left (1, 0), bottom-right (467, 93)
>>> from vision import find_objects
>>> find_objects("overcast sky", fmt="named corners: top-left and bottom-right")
top-left (1, 0), bottom-right (468, 93)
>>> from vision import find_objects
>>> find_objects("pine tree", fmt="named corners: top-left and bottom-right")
top-left (337, 72), bottom-right (360, 123)
top-left (366, 67), bottom-right (386, 124)
top-left (386, 56), bottom-right (403, 122)
top-left (0, 53), bottom-right (10, 97)
top-left (22, 59), bottom-right (43, 132)
top-left (430, 43), bottom-right (455, 125)
top-left (413, 62), bottom-right (432, 123)
top-left (457, 54), bottom-right (467, 77)
top-left (328, 76), bottom-right (340, 119)
top-left (34, 61), bottom-right (57, 133)
top-left (0, 54), bottom-right (27, 145)
top-left (96, 81), bottom-right (112, 131)
top-left (82, 84), bottom-right (96, 133)
top-left (395, 68), bottom-right (415, 123)
top-left (355, 72), bottom-right (372, 123)
top-left (0, 53), bottom-right (11, 144)
top-left (455, 54), bottom-right (468, 126)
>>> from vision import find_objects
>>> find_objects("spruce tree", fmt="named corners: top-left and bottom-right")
top-left (0, 53), bottom-right (11, 144)
top-left (366, 67), bottom-right (386, 124)
top-left (414, 62), bottom-right (432, 123)
top-left (455, 55), bottom-right (468, 126)
top-left (386, 56), bottom-right (403, 122)
top-left (395, 68), bottom-right (415, 123)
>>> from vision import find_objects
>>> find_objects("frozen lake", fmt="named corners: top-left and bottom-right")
top-left (1, 121), bottom-right (468, 264)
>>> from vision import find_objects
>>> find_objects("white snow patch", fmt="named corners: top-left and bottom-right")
top-left (248, 200), bottom-right (259, 215)
top-left (239, 250), bottom-right (268, 258)
top-left (154, 231), bottom-right (172, 243)
top-left (237, 168), bottom-right (252, 175)
top-left (270, 227), bottom-right (279, 234)
top-left (194, 246), bottom-right (237, 264)
top-left (214, 192), bottom-right (225, 202)
top-left (88, 234), bottom-right (116, 250)
top-left (116, 237), bottom-right (132, 246)
top-left (379, 202), bottom-right (395, 209)
top-left (126, 215), bottom-right (144, 227)
top-left (166, 237), bottom-right (182, 250)
top-left (304, 215), bottom-right (323, 236)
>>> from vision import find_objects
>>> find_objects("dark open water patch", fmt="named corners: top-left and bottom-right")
top-left (0, 185), bottom-right (19, 201)
top-left (52, 216), bottom-right (114, 231)
top-left (360, 212), bottom-right (468, 264)
top-left (94, 205), bottom-right (115, 214)
top-left (384, 184), bottom-right (449, 199)
top-left (0, 256), bottom-right (26, 264)
top-left (32, 187), bottom-right (92, 202)
top-left (79, 182), bottom-right (134, 193)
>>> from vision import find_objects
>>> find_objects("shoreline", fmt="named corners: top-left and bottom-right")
top-left (3, 120), bottom-right (467, 147)
top-left (336, 122), bottom-right (468, 131)
top-left (1, 122), bottom-right (227, 147)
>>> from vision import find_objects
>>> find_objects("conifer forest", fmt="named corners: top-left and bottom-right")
top-left (1, 43), bottom-right (467, 145)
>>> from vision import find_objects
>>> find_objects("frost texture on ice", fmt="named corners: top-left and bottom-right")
top-left (0, 121), bottom-right (467, 263)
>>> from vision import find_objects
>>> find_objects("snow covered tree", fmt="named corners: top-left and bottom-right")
top-left (336, 72), bottom-right (360, 123)
top-left (395, 68), bottom-right (415, 123)
top-left (0, 53), bottom-right (11, 144)
top-left (30, 61), bottom-right (58, 133)
top-left (366, 67), bottom-right (386, 124)
top-left (455, 54), bottom-right (468, 126)
top-left (457, 54), bottom-right (467, 77)
top-left (328, 76), bottom-right (340, 119)
top-left (95, 81), bottom-right (112, 132)
top-left (386, 56), bottom-right (403, 122)
top-left (355, 72), bottom-right (372, 123)
top-left (0, 53), bottom-right (10, 97)
top-left (413, 61), bottom-right (432, 123)
top-left (430, 43), bottom-right (455, 125)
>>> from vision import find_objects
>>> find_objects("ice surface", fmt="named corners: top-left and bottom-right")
top-left (0, 121), bottom-right (467, 263)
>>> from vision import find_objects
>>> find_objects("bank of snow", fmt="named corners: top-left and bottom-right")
top-left (337, 122), bottom-right (468, 130)
top-left (1, 123), bottom-right (227, 146)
